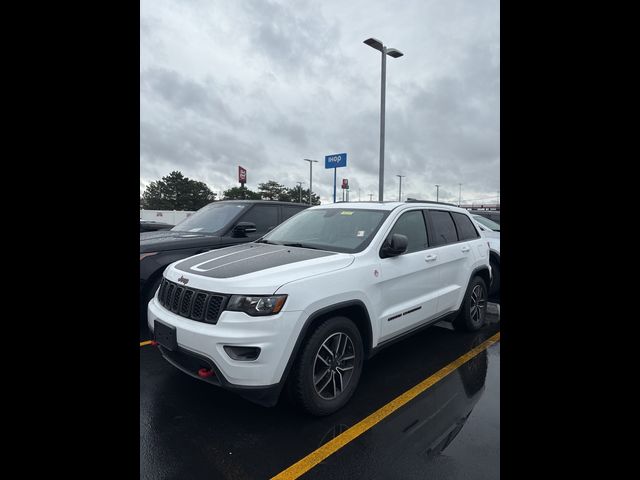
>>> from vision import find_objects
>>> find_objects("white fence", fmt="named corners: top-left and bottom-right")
top-left (140, 209), bottom-right (196, 226)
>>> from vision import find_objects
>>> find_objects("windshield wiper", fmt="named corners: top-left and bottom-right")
top-left (257, 239), bottom-right (322, 250)
top-left (255, 239), bottom-right (282, 245)
top-left (281, 242), bottom-right (320, 250)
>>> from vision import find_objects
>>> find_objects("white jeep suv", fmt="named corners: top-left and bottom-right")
top-left (148, 201), bottom-right (492, 415)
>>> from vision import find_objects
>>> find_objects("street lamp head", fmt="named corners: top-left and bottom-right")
top-left (304, 158), bottom-right (318, 163)
top-left (363, 37), bottom-right (384, 52)
top-left (386, 48), bottom-right (404, 58)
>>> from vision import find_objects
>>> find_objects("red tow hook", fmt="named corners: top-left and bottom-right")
top-left (198, 368), bottom-right (215, 378)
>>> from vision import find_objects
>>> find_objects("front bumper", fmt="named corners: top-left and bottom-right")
top-left (147, 296), bottom-right (305, 403)
top-left (156, 344), bottom-right (283, 407)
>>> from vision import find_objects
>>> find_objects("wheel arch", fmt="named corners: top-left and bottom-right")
top-left (471, 265), bottom-right (492, 292)
top-left (280, 300), bottom-right (374, 386)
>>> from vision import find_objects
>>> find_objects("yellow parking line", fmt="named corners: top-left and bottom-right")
top-left (140, 340), bottom-right (153, 347)
top-left (271, 331), bottom-right (500, 480)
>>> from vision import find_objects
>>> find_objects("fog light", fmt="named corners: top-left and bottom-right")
top-left (224, 346), bottom-right (261, 361)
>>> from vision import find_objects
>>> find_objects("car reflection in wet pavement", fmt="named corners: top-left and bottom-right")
top-left (140, 309), bottom-right (500, 480)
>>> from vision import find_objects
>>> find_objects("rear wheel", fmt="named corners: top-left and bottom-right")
top-left (489, 259), bottom-right (500, 298)
top-left (453, 276), bottom-right (488, 332)
top-left (290, 316), bottom-right (364, 416)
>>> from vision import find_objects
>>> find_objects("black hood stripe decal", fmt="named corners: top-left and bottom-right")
top-left (192, 248), bottom-right (289, 272)
top-left (174, 243), bottom-right (337, 279)
top-left (190, 245), bottom-right (258, 271)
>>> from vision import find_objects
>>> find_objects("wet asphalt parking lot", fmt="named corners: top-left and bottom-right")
top-left (140, 305), bottom-right (500, 480)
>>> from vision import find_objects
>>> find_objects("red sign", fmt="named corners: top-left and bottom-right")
top-left (238, 166), bottom-right (247, 184)
top-left (341, 178), bottom-right (349, 189)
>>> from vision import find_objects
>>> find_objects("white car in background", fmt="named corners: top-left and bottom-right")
top-left (472, 215), bottom-right (500, 298)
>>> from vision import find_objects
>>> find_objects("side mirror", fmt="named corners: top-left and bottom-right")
top-left (232, 222), bottom-right (257, 237)
top-left (381, 233), bottom-right (409, 258)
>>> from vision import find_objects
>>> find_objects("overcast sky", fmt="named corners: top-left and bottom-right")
top-left (140, 0), bottom-right (499, 205)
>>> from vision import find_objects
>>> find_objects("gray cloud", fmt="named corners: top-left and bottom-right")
top-left (140, 0), bottom-right (499, 205)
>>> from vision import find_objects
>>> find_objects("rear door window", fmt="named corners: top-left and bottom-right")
top-left (428, 210), bottom-right (459, 246)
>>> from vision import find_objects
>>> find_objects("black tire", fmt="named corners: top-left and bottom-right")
top-left (289, 316), bottom-right (364, 416)
top-left (489, 259), bottom-right (500, 298)
top-left (453, 276), bottom-right (488, 332)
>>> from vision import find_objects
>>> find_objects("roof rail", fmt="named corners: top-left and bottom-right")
top-left (405, 198), bottom-right (457, 207)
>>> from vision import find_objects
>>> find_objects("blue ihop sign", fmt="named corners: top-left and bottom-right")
top-left (325, 153), bottom-right (347, 169)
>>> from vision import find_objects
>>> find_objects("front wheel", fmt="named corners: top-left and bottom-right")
top-left (290, 316), bottom-right (364, 416)
top-left (453, 276), bottom-right (488, 332)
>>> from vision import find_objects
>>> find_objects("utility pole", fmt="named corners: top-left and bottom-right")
top-left (303, 159), bottom-right (318, 205)
top-left (364, 38), bottom-right (404, 202)
top-left (458, 183), bottom-right (462, 207)
top-left (396, 175), bottom-right (405, 202)
top-left (296, 181), bottom-right (304, 203)
top-left (435, 184), bottom-right (440, 202)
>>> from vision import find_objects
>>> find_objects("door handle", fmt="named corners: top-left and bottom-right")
top-left (461, 246), bottom-right (470, 253)
top-left (424, 254), bottom-right (437, 262)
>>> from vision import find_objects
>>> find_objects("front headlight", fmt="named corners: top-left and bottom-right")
top-left (226, 295), bottom-right (287, 316)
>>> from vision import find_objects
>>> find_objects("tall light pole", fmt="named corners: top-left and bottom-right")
top-left (435, 184), bottom-right (440, 202)
top-left (303, 159), bottom-right (318, 205)
top-left (296, 181), bottom-right (304, 203)
top-left (364, 37), bottom-right (404, 202)
top-left (458, 183), bottom-right (462, 206)
top-left (396, 175), bottom-right (405, 202)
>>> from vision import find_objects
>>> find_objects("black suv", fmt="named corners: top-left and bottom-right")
top-left (140, 200), bottom-right (309, 319)
top-left (140, 220), bottom-right (174, 232)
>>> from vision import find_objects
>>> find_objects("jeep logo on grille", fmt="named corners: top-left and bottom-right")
top-left (177, 275), bottom-right (189, 285)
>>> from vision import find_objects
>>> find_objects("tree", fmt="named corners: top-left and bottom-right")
top-left (305, 191), bottom-right (321, 205)
top-left (257, 181), bottom-right (289, 201)
top-left (222, 180), bottom-right (320, 204)
top-left (141, 171), bottom-right (216, 210)
top-left (222, 186), bottom-right (262, 200)
top-left (284, 186), bottom-right (320, 205)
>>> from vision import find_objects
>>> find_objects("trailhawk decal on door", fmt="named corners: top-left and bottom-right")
top-left (174, 243), bottom-right (336, 278)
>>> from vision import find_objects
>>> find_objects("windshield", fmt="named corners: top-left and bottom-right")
top-left (171, 203), bottom-right (248, 233)
top-left (259, 208), bottom-right (389, 253)
top-left (473, 215), bottom-right (500, 232)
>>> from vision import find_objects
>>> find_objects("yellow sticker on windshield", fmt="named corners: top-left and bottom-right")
top-left (341, 211), bottom-right (354, 215)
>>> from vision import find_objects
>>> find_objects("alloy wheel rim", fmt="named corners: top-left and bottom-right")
top-left (470, 284), bottom-right (487, 324)
top-left (313, 332), bottom-right (356, 400)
